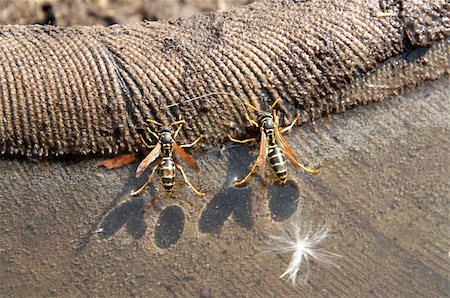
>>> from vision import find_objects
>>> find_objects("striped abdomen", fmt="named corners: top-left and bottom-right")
top-left (160, 157), bottom-right (176, 193)
top-left (268, 143), bottom-right (287, 184)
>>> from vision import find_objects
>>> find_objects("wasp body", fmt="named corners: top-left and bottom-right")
top-left (259, 113), bottom-right (288, 184)
top-left (158, 128), bottom-right (177, 193)
top-left (131, 120), bottom-right (204, 198)
top-left (229, 98), bottom-right (319, 187)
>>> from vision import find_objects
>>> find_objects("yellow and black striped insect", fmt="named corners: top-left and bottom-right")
top-left (229, 98), bottom-right (319, 187)
top-left (130, 119), bottom-right (204, 198)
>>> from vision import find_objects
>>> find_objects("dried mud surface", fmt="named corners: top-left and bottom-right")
top-left (0, 77), bottom-right (448, 296)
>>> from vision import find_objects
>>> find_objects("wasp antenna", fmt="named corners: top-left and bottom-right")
top-left (146, 127), bottom-right (159, 140)
top-left (166, 91), bottom-right (258, 116)
top-left (244, 101), bottom-right (261, 112)
top-left (171, 120), bottom-right (186, 126)
top-left (167, 91), bottom-right (264, 127)
top-left (167, 91), bottom-right (240, 107)
top-left (271, 98), bottom-right (282, 109)
top-left (146, 118), bottom-right (163, 126)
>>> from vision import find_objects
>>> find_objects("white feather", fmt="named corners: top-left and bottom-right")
top-left (262, 208), bottom-right (340, 285)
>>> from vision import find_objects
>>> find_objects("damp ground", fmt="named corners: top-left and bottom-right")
top-left (1, 78), bottom-right (448, 296)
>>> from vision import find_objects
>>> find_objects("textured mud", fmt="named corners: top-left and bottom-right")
top-left (0, 77), bottom-right (448, 296)
top-left (1, 0), bottom-right (448, 156)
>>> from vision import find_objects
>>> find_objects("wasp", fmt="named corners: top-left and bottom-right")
top-left (228, 98), bottom-right (320, 187)
top-left (130, 119), bottom-right (204, 198)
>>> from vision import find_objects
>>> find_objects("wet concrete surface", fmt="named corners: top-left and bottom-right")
top-left (0, 78), bottom-right (449, 296)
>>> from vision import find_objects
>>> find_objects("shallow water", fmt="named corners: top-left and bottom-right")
top-left (0, 78), bottom-right (449, 296)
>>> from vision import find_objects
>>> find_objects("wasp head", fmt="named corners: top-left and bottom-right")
top-left (258, 112), bottom-right (275, 130)
top-left (159, 127), bottom-right (173, 144)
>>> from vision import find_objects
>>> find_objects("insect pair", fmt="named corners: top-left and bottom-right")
top-left (228, 97), bottom-right (319, 187)
top-left (100, 92), bottom-right (319, 201)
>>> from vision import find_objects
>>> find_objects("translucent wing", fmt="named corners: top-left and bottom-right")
top-left (173, 142), bottom-right (200, 172)
top-left (136, 142), bottom-right (161, 178)
top-left (275, 127), bottom-right (320, 174)
top-left (97, 154), bottom-right (136, 169)
top-left (274, 127), bottom-right (300, 167)
top-left (255, 128), bottom-right (268, 174)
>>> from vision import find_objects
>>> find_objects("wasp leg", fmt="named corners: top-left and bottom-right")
top-left (173, 120), bottom-right (187, 139)
top-left (131, 164), bottom-right (159, 197)
top-left (228, 135), bottom-right (257, 144)
top-left (172, 119), bottom-right (187, 126)
top-left (279, 113), bottom-right (299, 134)
top-left (143, 195), bottom-right (161, 213)
top-left (180, 134), bottom-right (203, 148)
top-left (140, 135), bottom-right (156, 149)
top-left (298, 163), bottom-right (320, 175)
top-left (376, 12), bottom-right (397, 17)
top-left (175, 163), bottom-right (205, 197)
top-left (234, 159), bottom-right (259, 187)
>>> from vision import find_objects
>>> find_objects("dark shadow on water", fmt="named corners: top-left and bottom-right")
top-left (77, 144), bottom-right (301, 249)
top-left (199, 186), bottom-right (252, 233)
top-left (97, 198), bottom-right (147, 239)
top-left (76, 164), bottom-right (141, 253)
top-left (199, 145), bottom-right (255, 233)
top-left (155, 205), bottom-right (185, 248)
top-left (267, 180), bottom-right (299, 221)
top-left (199, 145), bottom-right (301, 232)
top-left (77, 160), bottom-right (189, 250)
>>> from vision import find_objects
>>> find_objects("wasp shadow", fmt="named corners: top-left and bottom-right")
top-left (199, 145), bottom-right (299, 233)
top-left (199, 146), bottom-right (254, 233)
top-left (96, 197), bottom-right (147, 240)
top-left (199, 186), bottom-right (253, 233)
top-left (267, 180), bottom-right (299, 221)
top-left (76, 164), bottom-right (149, 253)
top-left (154, 205), bottom-right (185, 248)
top-left (78, 144), bottom-right (301, 250)
top-left (78, 161), bottom-right (190, 250)
top-left (97, 198), bottom-right (186, 249)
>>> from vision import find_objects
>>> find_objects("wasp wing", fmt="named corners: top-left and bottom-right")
top-left (275, 127), bottom-right (320, 174)
top-left (274, 127), bottom-right (300, 167)
top-left (97, 154), bottom-right (136, 169)
top-left (136, 142), bottom-right (161, 178)
top-left (255, 128), bottom-right (268, 175)
top-left (173, 142), bottom-right (200, 172)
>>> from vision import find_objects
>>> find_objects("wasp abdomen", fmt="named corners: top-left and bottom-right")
top-left (268, 144), bottom-right (287, 183)
top-left (160, 157), bottom-right (176, 193)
